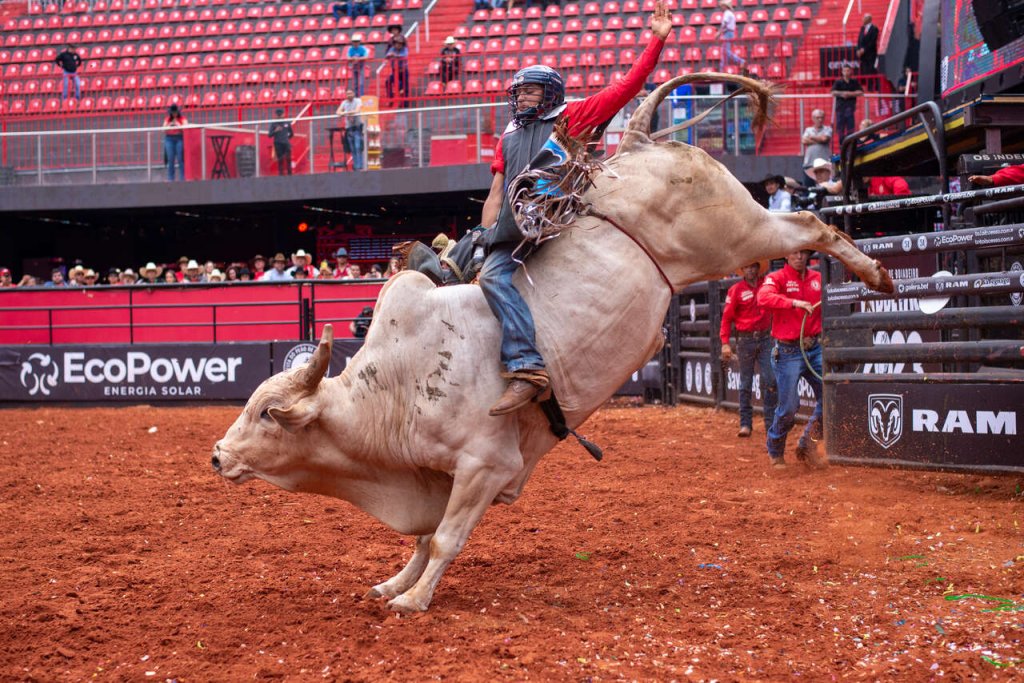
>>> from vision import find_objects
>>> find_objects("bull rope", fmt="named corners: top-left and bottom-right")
top-left (799, 301), bottom-right (823, 381)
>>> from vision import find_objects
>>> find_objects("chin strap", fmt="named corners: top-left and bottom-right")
top-left (538, 392), bottom-right (604, 461)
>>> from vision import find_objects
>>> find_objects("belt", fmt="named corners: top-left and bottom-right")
top-left (777, 335), bottom-right (820, 350)
top-left (735, 329), bottom-right (770, 338)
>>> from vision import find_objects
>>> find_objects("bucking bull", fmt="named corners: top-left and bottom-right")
top-left (213, 73), bottom-right (894, 612)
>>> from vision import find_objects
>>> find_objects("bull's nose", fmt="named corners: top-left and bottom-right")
top-left (211, 455), bottom-right (221, 471)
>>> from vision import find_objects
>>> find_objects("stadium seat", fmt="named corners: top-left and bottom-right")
top-left (505, 20), bottom-right (522, 34)
top-left (545, 19), bottom-right (563, 32)
top-left (767, 61), bottom-right (784, 78)
top-left (583, 1), bottom-right (600, 13)
top-left (623, 15), bottom-right (641, 28)
top-left (580, 32), bottom-right (598, 47)
top-left (772, 7), bottom-right (790, 21)
top-left (563, 2), bottom-right (580, 14)
top-left (488, 23), bottom-right (505, 36)
top-left (699, 25), bottom-right (716, 41)
top-left (544, 4), bottom-right (561, 16)
top-left (467, 39), bottom-right (485, 53)
top-left (526, 20), bottom-right (543, 34)
top-left (464, 58), bottom-right (481, 73)
top-left (599, 31), bottom-right (617, 46)
top-left (490, 7), bottom-right (505, 19)
top-left (586, 17), bottom-right (603, 31)
top-left (473, 8), bottom-right (488, 20)
top-left (774, 40), bottom-right (793, 57)
top-left (525, 5), bottom-right (542, 18)
top-left (623, 0), bottom-right (639, 9)
top-left (542, 35), bottom-right (559, 50)
top-left (522, 36), bottom-right (540, 50)
top-left (762, 22), bottom-right (781, 37)
top-left (560, 34), bottom-right (579, 48)
top-left (444, 80), bottom-right (462, 94)
top-left (541, 53), bottom-right (557, 67)
top-left (486, 38), bottom-right (503, 51)
top-left (741, 23), bottom-right (759, 39)
top-left (678, 26), bottom-right (696, 43)
top-left (617, 31), bottom-right (636, 45)
top-left (464, 79), bottom-right (483, 93)
top-left (483, 56), bottom-right (500, 71)
top-left (565, 17), bottom-right (583, 31)
top-left (689, 12), bottom-right (705, 24)
top-left (618, 48), bottom-right (636, 64)
top-left (794, 5), bottom-right (811, 19)
top-left (485, 77), bottom-right (504, 92)
top-left (662, 46), bottom-right (680, 62)
top-left (598, 49), bottom-right (616, 65)
top-left (425, 80), bottom-right (443, 95)
top-left (751, 42), bottom-right (769, 58)
top-left (784, 20), bottom-right (803, 36)
top-left (586, 71), bottom-right (605, 87)
top-left (470, 24), bottom-right (487, 37)
top-left (683, 46), bottom-right (701, 61)
top-left (559, 52), bottom-right (576, 68)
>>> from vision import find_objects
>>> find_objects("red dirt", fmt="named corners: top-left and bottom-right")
top-left (1, 403), bottom-right (1022, 681)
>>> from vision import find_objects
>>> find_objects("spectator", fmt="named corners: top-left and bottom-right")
top-left (479, 1), bottom-right (671, 415)
top-left (120, 269), bottom-right (138, 285)
top-left (858, 117), bottom-right (881, 144)
top-left (716, 0), bottom-right (746, 73)
top-left (164, 104), bottom-right (188, 182)
top-left (386, 257), bottom-right (401, 277)
top-left (263, 253), bottom-right (293, 282)
top-left (385, 34), bottom-right (410, 101)
top-left (55, 44), bottom-right (83, 101)
top-left (318, 261), bottom-right (334, 279)
top-left (163, 269), bottom-right (178, 284)
top-left (720, 260), bottom-right (777, 438)
top-left (367, 263), bottom-right (385, 278)
top-left (345, 264), bottom-right (363, 279)
top-left (757, 250), bottom-right (824, 469)
top-left (18, 275), bottom-right (39, 287)
top-left (45, 268), bottom-right (67, 287)
top-left (351, 306), bottom-right (374, 338)
top-left (292, 268), bottom-right (310, 281)
top-left (106, 268), bottom-right (121, 285)
top-left (140, 262), bottom-right (163, 285)
top-left (856, 13), bottom-right (879, 77)
top-left (831, 65), bottom-right (863, 148)
top-left (440, 37), bottom-right (461, 84)
top-left (801, 109), bottom-right (832, 172)
top-left (333, 247), bottom-right (354, 278)
top-left (331, 1), bottom-right (345, 19)
top-left (182, 260), bottom-right (205, 283)
top-left (225, 265), bottom-right (240, 281)
top-left (268, 109), bottom-right (294, 176)
top-left (288, 249), bottom-right (316, 278)
top-left (969, 163), bottom-right (1024, 187)
top-left (810, 158), bottom-right (843, 195)
top-left (336, 90), bottom-right (365, 171)
top-left (385, 24), bottom-right (403, 50)
top-left (0, 268), bottom-right (13, 287)
top-left (346, 35), bottom-right (369, 97)
top-left (204, 260), bottom-right (216, 279)
top-left (251, 254), bottom-right (267, 280)
top-left (867, 176), bottom-right (911, 196)
top-left (67, 265), bottom-right (86, 287)
top-left (83, 269), bottom-right (98, 286)
top-left (208, 269), bottom-right (225, 283)
top-left (175, 256), bottom-right (190, 281)
top-left (238, 268), bottom-right (252, 281)
top-left (761, 174), bottom-right (791, 212)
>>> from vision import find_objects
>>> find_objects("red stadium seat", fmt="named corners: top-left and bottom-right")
top-left (483, 56), bottom-right (500, 71)
top-left (505, 20), bottom-right (522, 34)
top-left (784, 20), bottom-right (803, 36)
top-left (617, 31), bottom-right (636, 45)
top-left (444, 80), bottom-right (462, 94)
top-left (772, 7), bottom-right (790, 20)
top-left (689, 12), bottom-right (705, 24)
top-left (464, 79), bottom-right (483, 93)
top-left (542, 35), bottom-right (559, 50)
top-left (525, 5), bottom-right (542, 17)
top-left (559, 52), bottom-right (576, 68)
top-left (741, 23), bottom-right (759, 39)
top-left (618, 47), bottom-right (636, 64)
top-left (473, 8), bottom-right (488, 20)
top-left (586, 71), bottom-right (605, 87)
top-left (583, 1), bottom-right (600, 13)
top-left (544, 4), bottom-right (561, 16)
top-left (485, 77), bottom-right (504, 92)
top-left (662, 46), bottom-right (680, 62)
top-left (526, 20), bottom-right (543, 34)
top-left (545, 19), bottom-right (563, 32)
top-left (623, 15), bottom-right (640, 28)
top-left (699, 25), bottom-right (716, 41)
top-left (560, 33), bottom-right (579, 48)
top-left (488, 23), bottom-right (505, 36)
top-left (598, 49), bottom-right (616, 65)
top-left (794, 5), bottom-right (811, 19)
top-left (762, 22), bottom-right (781, 37)
top-left (541, 53), bottom-right (556, 67)
top-left (425, 80), bottom-right (443, 95)
top-left (463, 58), bottom-right (481, 73)
top-left (677, 26), bottom-right (696, 43)
top-left (486, 38), bottom-right (503, 51)
top-left (586, 16), bottom-right (603, 30)
top-left (502, 55), bottom-right (520, 70)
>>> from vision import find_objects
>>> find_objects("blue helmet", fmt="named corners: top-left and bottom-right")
top-left (507, 65), bottom-right (565, 126)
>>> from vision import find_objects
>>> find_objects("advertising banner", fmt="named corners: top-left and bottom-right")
top-left (819, 46), bottom-right (859, 78)
top-left (0, 344), bottom-right (270, 402)
top-left (826, 381), bottom-right (1024, 473)
top-left (271, 339), bottom-right (366, 376)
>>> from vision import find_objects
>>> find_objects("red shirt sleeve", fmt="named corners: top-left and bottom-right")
top-left (720, 283), bottom-right (738, 344)
top-left (562, 36), bottom-right (665, 136)
top-left (891, 176), bottom-right (910, 195)
top-left (992, 164), bottom-right (1024, 187)
top-left (491, 133), bottom-right (506, 175)
top-left (756, 272), bottom-right (793, 311)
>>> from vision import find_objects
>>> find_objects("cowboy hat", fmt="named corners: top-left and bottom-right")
top-left (208, 269), bottom-right (224, 282)
top-left (271, 252), bottom-right (287, 263)
top-left (293, 249), bottom-right (310, 261)
top-left (760, 174), bottom-right (785, 187)
top-left (351, 33), bottom-right (364, 41)
top-left (140, 261), bottom-right (163, 277)
top-left (735, 260), bottom-right (770, 278)
top-left (444, 36), bottom-right (456, 45)
top-left (335, 247), bottom-right (348, 258)
top-left (811, 158), bottom-right (833, 173)
top-left (185, 259), bottom-right (201, 271)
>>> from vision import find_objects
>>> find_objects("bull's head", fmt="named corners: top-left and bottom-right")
top-left (211, 325), bottom-right (334, 488)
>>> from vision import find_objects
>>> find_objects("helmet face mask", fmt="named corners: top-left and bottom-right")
top-left (507, 66), bottom-right (565, 126)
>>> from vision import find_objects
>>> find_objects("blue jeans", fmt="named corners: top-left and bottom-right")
top-left (720, 31), bottom-right (744, 69)
top-left (479, 243), bottom-right (544, 373)
top-left (766, 341), bottom-right (822, 459)
top-left (345, 127), bottom-right (364, 170)
top-left (164, 136), bottom-right (184, 181)
top-left (737, 334), bottom-right (777, 431)
top-left (62, 71), bottom-right (82, 100)
top-left (351, 65), bottom-right (365, 97)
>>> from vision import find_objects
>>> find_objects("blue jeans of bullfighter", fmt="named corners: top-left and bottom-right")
top-left (479, 243), bottom-right (544, 374)
top-left (737, 334), bottom-right (778, 432)
top-left (766, 341), bottom-right (822, 459)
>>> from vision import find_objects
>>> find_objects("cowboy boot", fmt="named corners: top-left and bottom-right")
top-left (489, 369), bottom-right (550, 417)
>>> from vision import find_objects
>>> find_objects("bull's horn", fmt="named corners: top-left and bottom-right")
top-left (299, 324), bottom-right (334, 389)
top-left (618, 72), bottom-right (776, 153)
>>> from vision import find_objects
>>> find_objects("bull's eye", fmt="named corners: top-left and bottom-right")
top-left (259, 408), bottom-right (272, 422)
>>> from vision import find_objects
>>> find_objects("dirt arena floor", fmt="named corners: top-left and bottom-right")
top-left (1, 403), bottom-right (1022, 681)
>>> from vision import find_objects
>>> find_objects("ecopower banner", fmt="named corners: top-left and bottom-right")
top-left (0, 344), bottom-right (270, 401)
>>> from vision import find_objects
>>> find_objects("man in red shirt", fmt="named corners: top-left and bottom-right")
top-left (867, 176), bottom-right (911, 196)
top-left (756, 250), bottom-right (824, 469)
top-left (720, 261), bottom-right (777, 438)
top-left (969, 164), bottom-right (1024, 188)
top-left (479, 0), bottom-right (672, 416)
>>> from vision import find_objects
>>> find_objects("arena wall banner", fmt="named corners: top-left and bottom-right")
top-left (271, 339), bottom-right (366, 376)
top-left (826, 380), bottom-right (1024, 473)
top-left (0, 344), bottom-right (270, 402)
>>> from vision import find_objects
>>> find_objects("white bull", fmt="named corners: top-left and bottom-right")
top-left (213, 72), bottom-right (894, 612)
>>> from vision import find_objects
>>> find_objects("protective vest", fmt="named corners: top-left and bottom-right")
top-left (491, 105), bottom-right (566, 246)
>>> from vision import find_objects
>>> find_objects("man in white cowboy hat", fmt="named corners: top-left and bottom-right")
top-left (288, 249), bottom-right (316, 278)
top-left (139, 262), bottom-right (163, 285)
top-left (720, 261), bottom-right (777, 438)
top-left (263, 252), bottom-right (294, 282)
top-left (810, 158), bottom-right (842, 195)
top-left (120, 269), bottom-right (139, 285)
top-left (440, 36), bottom-right (461, 84)
top-left (183, 259), bottom-right (205, 284)
top-left (208, 269), bottom-right (225, 283)
top-left (346, 34), bottom-right (369, 97)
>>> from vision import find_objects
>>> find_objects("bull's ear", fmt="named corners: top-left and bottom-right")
top-left (267, 398), bottom-right (319, 433)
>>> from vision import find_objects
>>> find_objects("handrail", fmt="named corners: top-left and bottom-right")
top-left (422, 0), bottom-right (437, 42)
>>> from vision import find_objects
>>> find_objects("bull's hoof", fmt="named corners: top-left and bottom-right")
top-left (387, 594), bottom-right (429, 613)
top-left (364, 582), bottom-right (401, 600)
top-left (363, 586), bottom-right (385, 600)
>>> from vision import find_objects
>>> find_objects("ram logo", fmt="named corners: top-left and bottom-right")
top-left (20, 352), bottom-right (60, 396)
top-left (868, 393), bottom-right (903, 449)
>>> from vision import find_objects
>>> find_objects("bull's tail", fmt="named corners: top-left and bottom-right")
top-left (618, 72), bottom-right (777, 153)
